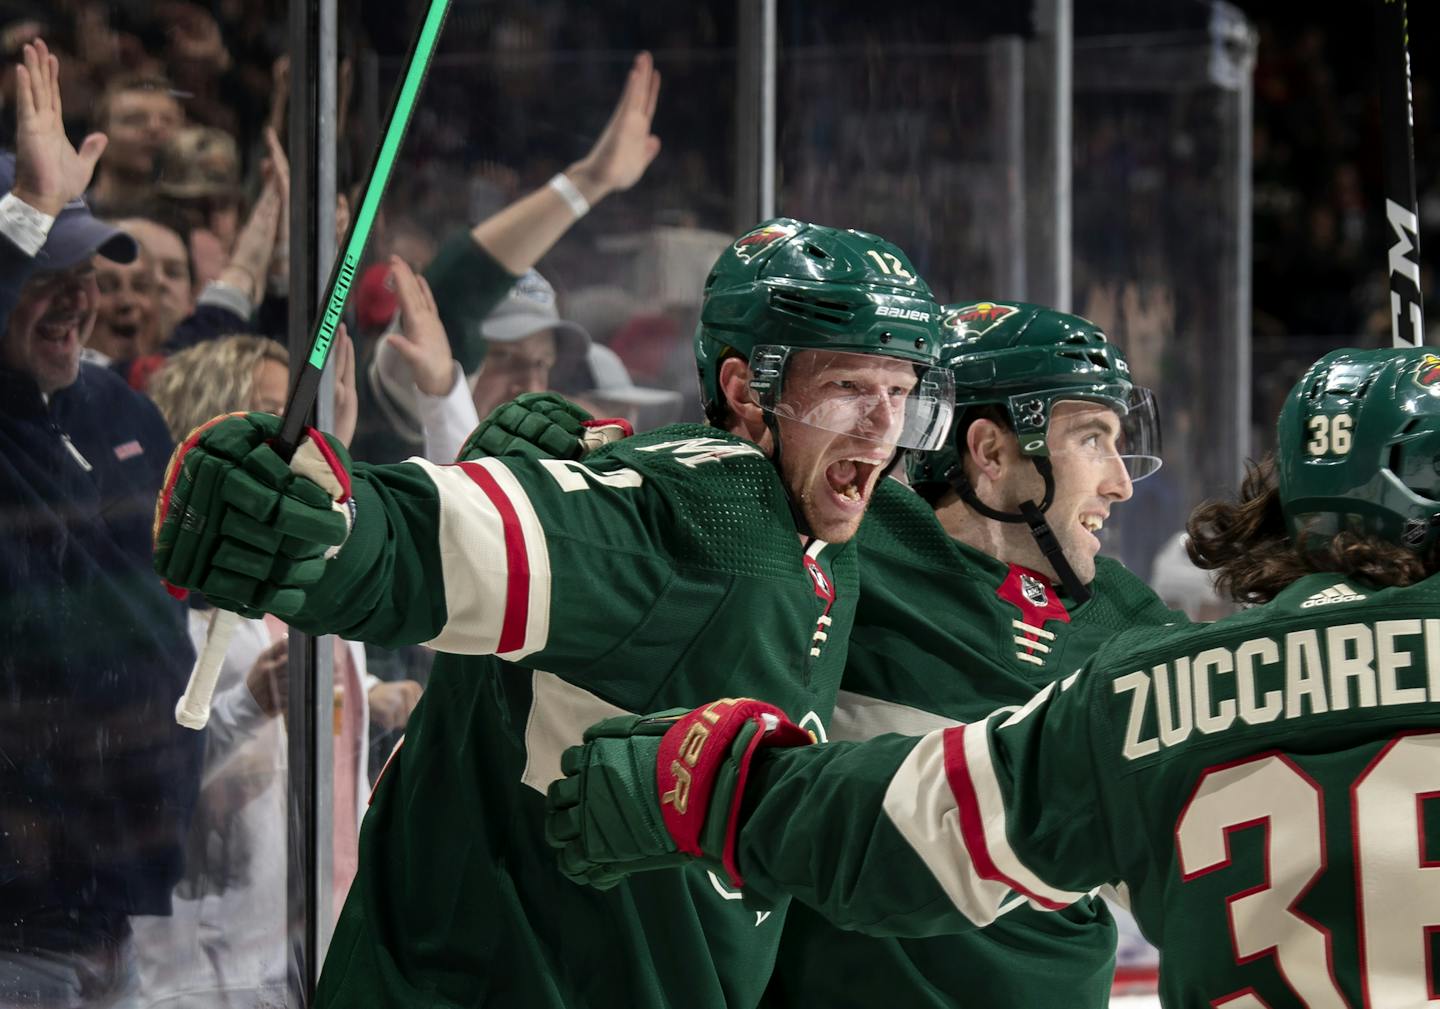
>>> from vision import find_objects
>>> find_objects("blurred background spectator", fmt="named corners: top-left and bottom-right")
top-left (135, 331), bottom-right (419, 1007)
top-left (88, 75), bottom-right (184, 217)
top-left (0, 42), bottom-right (201, 1005)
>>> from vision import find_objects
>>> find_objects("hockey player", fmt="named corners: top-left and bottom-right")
top-left (764, 302), bottom-right (1171, 1008)
top-left (548, 344), bottom-right (1440, 1009)
top-left (481, 302), bottom-right (1174, 1006)
top-left (151, 219), bottom-right (955, 1009)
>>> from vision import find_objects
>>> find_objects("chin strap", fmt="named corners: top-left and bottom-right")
top-left (946, 456), bottom-right (1092, 606)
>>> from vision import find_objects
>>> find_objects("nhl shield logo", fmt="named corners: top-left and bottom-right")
top-left (1020, 573), bottom-right (1048, 608)
top-left (942, 302), bottom-right (1019, 340)
top-left (733, 223), bottom-right (797, 264)
top-left (1403, 517), bottom-right (1430, 546)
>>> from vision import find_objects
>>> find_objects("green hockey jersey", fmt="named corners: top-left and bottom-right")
top-left (736, 570), bottom-right (1440, 1009)
top-left (766, 480), bottom-right (1184, 1009)
top-left (291, 425), bottom-right (858, 1008)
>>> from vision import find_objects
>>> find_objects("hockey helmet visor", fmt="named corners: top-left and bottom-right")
top-left (748, 344), bottom-right (955, 452)
top-left (1011, 384), bottom-right (1162, 481)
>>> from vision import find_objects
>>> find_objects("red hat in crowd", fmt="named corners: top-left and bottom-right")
top-left (355, 262), bottom-right (399, 331)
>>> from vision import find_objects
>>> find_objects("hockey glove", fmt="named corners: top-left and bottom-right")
top-left (458, 392), bottom-right (633, 463)
top-left (545, 698), bottom-right (814, 890)
top-left (153, 412), bottom-right (355, 618)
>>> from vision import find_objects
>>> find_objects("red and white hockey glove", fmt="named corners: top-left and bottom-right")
top-left (545, 698), bottom-right (814, 890)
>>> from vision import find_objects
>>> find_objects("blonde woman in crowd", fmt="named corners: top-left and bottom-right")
top-left (136, 332), bottom-right (421, 1008)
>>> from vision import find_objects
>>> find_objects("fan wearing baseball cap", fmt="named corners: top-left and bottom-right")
top-left (0, 39), bottom-right (202, 1002)
top-left (0, 138), bottom-right (137, 391)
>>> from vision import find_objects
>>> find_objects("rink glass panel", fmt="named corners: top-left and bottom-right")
top-left (363, 3), bottom-right (742, 430)
top-left (0, 0), bottom-right (305, 1005)
top-left (1070, 21), bottom-right (1253, 589)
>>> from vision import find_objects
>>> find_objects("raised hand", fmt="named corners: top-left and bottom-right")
top-left (332, 323), bottom-right (358, 449)
top-left (263, 126), bottom-right (292, 288)
top-left (567, 51), bottom-right (662, 204)
top-left (12, 39), bottom-right (108, 217)
top-left (267, 53), bottom-right (291, 137)
top-left (261, 126), bottom-right (291, 203)
top-left (384, 256), bottom-right (455, 397)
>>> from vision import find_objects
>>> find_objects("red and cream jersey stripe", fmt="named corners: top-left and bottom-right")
top-left (412, 458), bottom-right (551, 660)
top-left (882, 711), bottom-right (1088, 925)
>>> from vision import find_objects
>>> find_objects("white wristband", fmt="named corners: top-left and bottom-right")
top-left (547, 173), bottom-right (591, 219)
top-left (0, 192), bottom-right (57, 257)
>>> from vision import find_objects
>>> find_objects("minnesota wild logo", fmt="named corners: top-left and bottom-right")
top-left (1415, 353), bottom-right (1440, 391)
top-left (943, 302), bottom-right (1019, 339)
top-left (733, 223), bottom-right (797, 263)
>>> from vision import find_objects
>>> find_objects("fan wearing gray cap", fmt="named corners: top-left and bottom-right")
top-left (1, 143), bottom-right (135, 391)
top-left (467, 267), bottom-right (591, 418)
top-left (0, 40), bottom-right (202, 1001)
top-left (564, 343), bottom-right (683, 433)
top-left (369, 261), bottom-right (591, 462)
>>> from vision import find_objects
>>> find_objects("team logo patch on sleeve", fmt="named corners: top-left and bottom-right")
top-left (943, 302), bottom-right (1019, 340)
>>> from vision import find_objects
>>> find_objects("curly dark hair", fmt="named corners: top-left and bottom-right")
top-left (1185, 454), bottom-right (1439, 604)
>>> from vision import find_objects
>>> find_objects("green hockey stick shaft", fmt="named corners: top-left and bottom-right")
top-left (177, 0), bottom-right (452, 729)
top-left (277, 0), bottom-right (452, 454)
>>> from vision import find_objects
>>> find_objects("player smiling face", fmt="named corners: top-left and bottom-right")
top-left (985, 400), bottom-right (1135, 583)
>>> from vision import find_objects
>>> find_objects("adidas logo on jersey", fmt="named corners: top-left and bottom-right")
top-left (1300, 583), bottom-right (1367, 608)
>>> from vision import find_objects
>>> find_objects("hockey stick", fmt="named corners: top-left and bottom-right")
top-left (176, 0), bottom-right (452, 728)
top-left (1376, 0), bottom-right (1425, 349)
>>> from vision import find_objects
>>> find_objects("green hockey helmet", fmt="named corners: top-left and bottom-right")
top-left (694, 218), bottom-right (954, 452)
top-left (907, 301), bottom-right (1162, 492)
top-left (1279, 346), bottom-right (1440, 554)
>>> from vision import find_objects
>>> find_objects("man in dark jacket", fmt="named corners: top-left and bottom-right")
top-left (0, 39), bottom-right (201, 1006)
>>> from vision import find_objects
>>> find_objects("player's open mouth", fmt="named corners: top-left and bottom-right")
top-left (825, 457), bottom-right (884, 507)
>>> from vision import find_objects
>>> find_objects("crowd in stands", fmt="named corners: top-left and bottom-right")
top-left (0, 2), bottom-right (682, 997)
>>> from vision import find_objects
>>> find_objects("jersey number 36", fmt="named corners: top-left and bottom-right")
top-left (1176, 732), bottom-right (1440, 1008)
